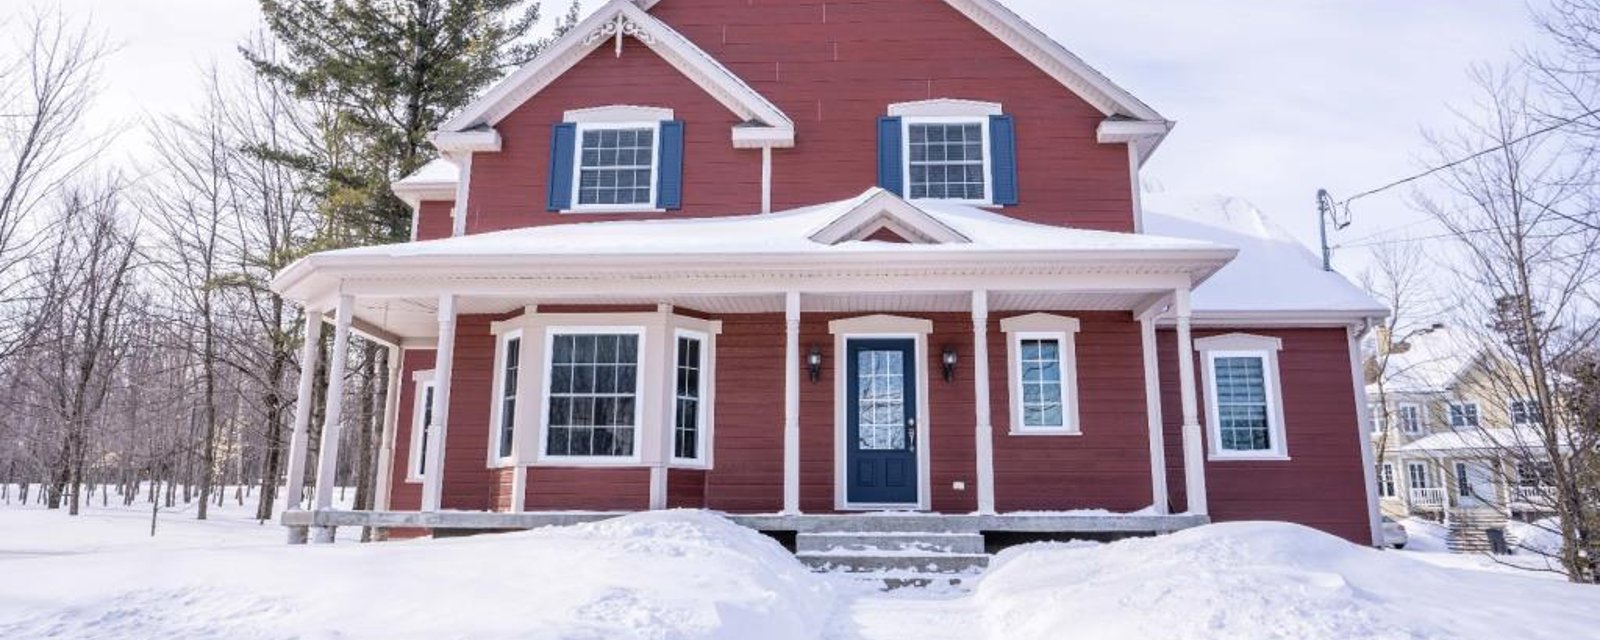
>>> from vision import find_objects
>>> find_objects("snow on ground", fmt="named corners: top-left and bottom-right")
top-left (2, 504), bottom-right (1596, 640)
top-left (1395, 516), bottom-right (1570, 577)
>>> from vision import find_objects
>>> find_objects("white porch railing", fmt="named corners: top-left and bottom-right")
top-left (1511, 486), bottom-right (1555, 507)
top-left (1409, 487), bottom-right (1447, 509)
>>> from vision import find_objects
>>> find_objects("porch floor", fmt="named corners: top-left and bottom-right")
top-left (281, 509), bottom-right (1209, 536)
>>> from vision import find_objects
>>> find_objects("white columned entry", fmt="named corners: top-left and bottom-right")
top-left (971, 290), bottom-right (996, 515)
top-left (1140, 315), bottom-right (1170, 514)
top-left (782, 291), bottom-right (802, 515)
top-left (373, 345), bottom-right (404, 512)
top-left (283, 307), bottom-right (324, 544)
top-left (1174, 288), bottom-right (1209, 516)
top-left (422, 295), bottom-right (458, 512)
top-left (310, 294), bottom-right (355, 543)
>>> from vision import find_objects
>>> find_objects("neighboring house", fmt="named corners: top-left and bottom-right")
top-left (1367, 328), bottom-right (1561, 550)
top-left (271, 0), bottom-right (1389, 548)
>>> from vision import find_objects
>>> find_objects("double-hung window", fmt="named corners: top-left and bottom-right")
top-left (907, 121), bottom-right (988, 202)
top-left (1196, 335), bottom-right (1288, 460)
top-left (576, 125), bottom-right (656, 208)
top-left (1448, 402), bottom-right (1480, 429)
top-left (1001, 315), bottom-right (1081, 435)
top-left (673, 331), bottom-right (708, 463)
top-left (1378, 463), bottom-right (1397, 498)
top-left (1510, 399), bottom-right (1542, 426)
top-left (543, 331), bottom-right (643, 460)
top-left (879, 99), bottom-right (1018, 206)
top-left (491, 332), bottom-right (522, 462)
top-left (408, 375), bottom-right (437, 482)
top-left (1407, 462), bottom-right (1433, 489)
top-left (1397, 404), bottom-right (1423, 434)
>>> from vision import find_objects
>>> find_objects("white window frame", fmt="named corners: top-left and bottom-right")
top-left (1397, 403), bottom-right (1424, 434)
top-left (487, 329), bottom-right (523, 468)
top-left (1448, 401), bottom-right (1480, 429)
top-left (1378, 463), bottom-right (1397, 498)
top-left (537, 326), bottom-right (648, 465)
top-left (997, 315), bottom-right (1082, 435)
top-left (406, 371), bottom-right (437, 483)
top-left (567, 120), bottom-right (664, 215)
top-left (900, 116), bottom-right (994, 206)
top-left (670, 328), bottom-right (711, 466)
top-left (1407, 461), bottom-right (1433, 489)
top-left (1195, 334), bottom-right (1289, 461)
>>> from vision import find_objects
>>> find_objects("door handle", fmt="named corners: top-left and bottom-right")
top-left (906, 419), bottom-right (917, 452)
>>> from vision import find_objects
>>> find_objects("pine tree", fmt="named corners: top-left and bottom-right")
top-left (245, 0), bottom-right (580, 245)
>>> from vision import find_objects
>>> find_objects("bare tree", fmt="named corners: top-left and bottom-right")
top-left (1413, 65), bottom-right (1600, 583)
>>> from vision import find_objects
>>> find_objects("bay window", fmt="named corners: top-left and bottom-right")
top-left (543, 331), bottom-right (643, 460)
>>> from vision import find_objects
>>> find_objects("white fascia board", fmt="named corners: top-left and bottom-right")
top-left (430, 129), bottom-right (502, 153)
top-left (1163, 310), bottom-right (1391, 329)
top-left (732, 125), bottom-right (795, 149)
top-left (439, 1), bottom-right (793, 149)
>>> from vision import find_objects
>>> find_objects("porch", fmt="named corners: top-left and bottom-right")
top-left (271, 190), bottom-right (1239, 543)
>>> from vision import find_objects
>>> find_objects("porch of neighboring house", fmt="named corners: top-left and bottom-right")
top-left (1388, 443), bottom-right (1559, 553)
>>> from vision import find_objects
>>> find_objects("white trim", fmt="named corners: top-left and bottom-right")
top-left (888, 98), bottom-right (1003, 118)
top-left (487, 329), bottom-right (524, 468)
top-left (900, 116), bottom-right (995, 207)
top-left (565, 121), bottom-right (663, 215)
top-left (421, 295), bottom-right (457, 512)
top-left (536, 326), bottom-right (649, 466)
top-left (971, 291), bottom-right (996, 515)
top-left (312, 295), bottom-right (355, 513)
top-left (284, 309), bottom-right (324, 512)
top-left (999, 314), bottom-right (1082, 435)
top-left (830, 315), bottom-right (934, 512)
top-left (669, 328), bottom-right (712, 466)
top-left (1378, 462), bottom-right (1397, 498)
top-left (807, 189), bottom-right (971, 245)
top-left (450, 154), bottom-right (473, 237)
top-left (1174, 289), bottom-right (1207, 515)
top-left (441, 1), bottom-right (794, 148)
top-left (564, 105), bottom-right (674, 124)
top-left (430, 130), bottom-right (501, 154)
top-left (1195, 334), bottom-right (1290, 461)
top-left (1397, 403), bottom-right (1424, 434)
top-left (783, 292), bottom-right (801, 514)
top-left (374, 346), bottom-right (403, 510)
top-left (1347, 325), bottom-right (1384, 547)
top-left (1140, 316), bottom-right (1169, 514)
top-left (407, 372), bottom-right (438, 483)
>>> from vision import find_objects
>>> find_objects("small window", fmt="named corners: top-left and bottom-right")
top-left (492, 333), bottom-right (522, 461)
top-left (1378, 463), bottom-right (1397, 498)
top-left (576, 125), bottom-right (656, 208)
top-left (409, 378), bottom-right (437, 481)
top-left (1510, 399), bottom-right (1542, 426)
top-left (1018, 338), bottom-right (1067, 429)
top-left (543, 332), bottom-right (642, 459)
top-left (1407, 462), bottom-right (1432, 489)
top-left (906, 121), bottom-right (988, 201)
top-left (1454, 462), bottom-right (1472, 499)
top-left (1001, 315), bottom-right (1081, 435)
top-left (1212, 355), bottom-right (1274, 452)
top-left (1517, 461), bottom-right (1555, 488)
top-left (1397, 404), bottom-right (1423, 434)
top-left (1448, 402), bottom-right (1480, 429)
top-left (673, 333), bottom-right (707, 462)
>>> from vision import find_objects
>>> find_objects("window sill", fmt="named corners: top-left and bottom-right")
top-left (906, 197), bottom-right (999, 209)
top-left (1208, 453), bottom-right (1292, 462)
top-left (1008, 428), bottom-right (1082, 437)
top-left (669, 459), bottom-right (712, 470)
top-left (561, 206), bottom-right (666, 215)
top-left (532, 457), bottom-right (645, 468)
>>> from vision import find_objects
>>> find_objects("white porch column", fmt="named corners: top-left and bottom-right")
top-left (373, 345), bottom-right (403, 513)
top-left (1174, 288), bottom-right (1209, 516)
top-left (1140, 315), bottom-right (1171, 515)
top-left (422, 295), bottom-right (458, 512)
top-left (971, 291), bottom-right (996, 515)
top-left (782, 291), bottom-right (802, 515)
top-left (310, 295), bottom-right (355, 543)
top-left (283, 307), bottom-right (323, 544)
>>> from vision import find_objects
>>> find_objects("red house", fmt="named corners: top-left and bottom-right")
top-left (273, 0), bottom-right (1388, 549)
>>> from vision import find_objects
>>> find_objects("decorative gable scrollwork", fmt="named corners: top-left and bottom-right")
top-left (583, 13), bottom-right (656, 57)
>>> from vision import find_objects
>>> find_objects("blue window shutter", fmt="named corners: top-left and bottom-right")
top-left (657, 120), bottom-right (685, 210)
top-left (877, 116), bottom-right (904, 196)
top-left (547, 122), bottom-right (577, 211)
top-left (990, 114), bottom-right (1019, 206)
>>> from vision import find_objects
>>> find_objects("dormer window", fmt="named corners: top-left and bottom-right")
top-left (878, 99), bottom-right (1018, 207)
top-left (549, 106), bottom-right (684, 214)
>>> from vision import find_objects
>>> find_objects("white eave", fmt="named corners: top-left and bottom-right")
top-left (392, 158), bottom-right (461, 207)
top-left (438, 0), bottom-right (795, 150)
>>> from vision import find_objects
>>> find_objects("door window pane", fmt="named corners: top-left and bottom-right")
top-left (857, 350), bottom-right (907, 451)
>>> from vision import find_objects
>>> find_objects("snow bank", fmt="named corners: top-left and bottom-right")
top-left (1510, 517), bottom-right (1565, 557)
top-left (0, 510), bottom-right (836, 640)
top-left (972, 522), bottom-right (1599, 640)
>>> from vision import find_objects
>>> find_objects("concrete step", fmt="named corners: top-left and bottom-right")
top-left (796, 551), bottom-right (991, 574)
top-left (796, 531), bottom-right (986, 554)
top-left (792, 515), bottom-right (977, 533)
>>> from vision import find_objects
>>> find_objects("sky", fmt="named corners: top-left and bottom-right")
top-left (4, 0), bottom-right (1549, 275)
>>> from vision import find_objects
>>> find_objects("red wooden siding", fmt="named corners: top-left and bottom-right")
top-left (418, 0), bottom-right (1136, 238)
top-left (704, 314), bottom-right (786, 513)
top-left (436, 315), bottom-right (502, 511)
top-left (667, 469), bottom-right (708, 509)
top-left (989, 312), bottom-right (1153, 512)
top-left (1158, 327), bottom-right (1372, 543)
top-left (386, 349), bottom-right (435, 513)
top-left (524, 468), bottom-right (652, 511)
top-left (414, 200), bottom-right (454, 241)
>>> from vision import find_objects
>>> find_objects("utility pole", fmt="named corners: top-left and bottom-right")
top-left (1317, 189), bottom-right (1349, 271)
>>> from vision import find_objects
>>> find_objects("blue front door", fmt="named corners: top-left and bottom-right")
top-left (846, 339), bottom-right (919, 506)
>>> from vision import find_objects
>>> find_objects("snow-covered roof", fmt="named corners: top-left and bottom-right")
top-left (1397, 427), bottom-right (1553, 454)
top-left (1143, 195), bottom-right (1387, 322)
top-left (326, 188), bottom-right (1228, 260)
top-left (1371, 328), bottom-right (1479, 394)
top-left (395, 159), bottom-right (459, 187)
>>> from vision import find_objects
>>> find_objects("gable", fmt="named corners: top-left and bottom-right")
top-left (808, 189), bottom-right (970, 245)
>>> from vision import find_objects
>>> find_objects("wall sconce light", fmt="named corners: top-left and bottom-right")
top-left (808, 345), bottom-right (823, 383)
top-left (941, 345), bottom-right (959, 382)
